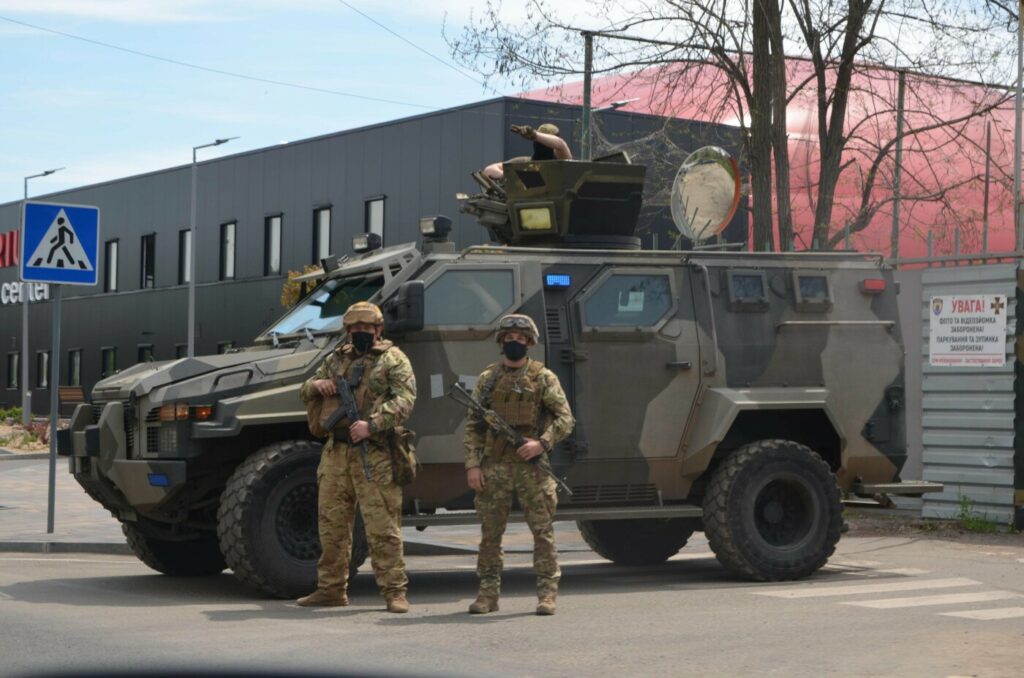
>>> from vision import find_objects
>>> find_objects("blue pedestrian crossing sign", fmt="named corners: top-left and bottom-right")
top-left (21, 201), bottom-right (100, 286)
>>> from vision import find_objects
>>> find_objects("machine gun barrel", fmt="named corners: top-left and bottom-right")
top-left (448, 383), bottom-right (572, 496)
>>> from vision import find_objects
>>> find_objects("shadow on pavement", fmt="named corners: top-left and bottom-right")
top-left (0, 551), bottom-right (910, 618)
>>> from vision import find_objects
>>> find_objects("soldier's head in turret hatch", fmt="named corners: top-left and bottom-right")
top-left (343, 301), bottom-right (384, 354)
top-left (496, 314), bottom-right (539, 366)
top-left (532, 123), bottom-right (560, 161)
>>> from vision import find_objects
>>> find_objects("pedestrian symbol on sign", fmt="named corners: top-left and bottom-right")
top-left (26, 208), bottom-right (94, 271)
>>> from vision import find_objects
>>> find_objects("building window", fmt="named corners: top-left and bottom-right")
top-left (217, 341), bottom-right (235, 354)
top-left (104, 240), bottom-right (119, 292)
top-left (140, 234), bottom-right (156, 289)
top-left (101, 347), bottom-right (117, 378)
top-left (365, 197), bottom-right (384, 242)
top-left (178, 229), bottom-right (192, 285)
top-left (175, 344), bottom-right (187, 359)
top-left (313, 208), bottom-right (331, 263)
top-left (7, 353), bottom-right (19, 389)
top-left (67, 350), bottom-right (82, 387)
top-left (138, 344), bottom-right (154, 363)
top-left (265, 215), bottom-right (282, 275)
top-left (36, 351), bottom-right (49, 388)
top-left (220, 221), bottom-right (236, 280)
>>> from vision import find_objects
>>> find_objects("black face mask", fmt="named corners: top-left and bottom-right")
top-left (352, 331), bottom-right (375, 353)
top-left (502, 341), bottom-right (528, 362)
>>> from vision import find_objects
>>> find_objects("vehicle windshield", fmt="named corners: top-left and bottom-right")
top-left (263, 275), bottom-right (383, 337)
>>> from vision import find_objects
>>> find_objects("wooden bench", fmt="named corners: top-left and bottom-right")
top-left (58, 386), bottom-right (86, 416)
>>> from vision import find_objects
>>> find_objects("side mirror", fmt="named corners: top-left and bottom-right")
top-left (384, 281), bottom-right (425, 334)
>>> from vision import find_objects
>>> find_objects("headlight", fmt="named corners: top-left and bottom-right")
top-left (158, 402), bottom-right (213, 421)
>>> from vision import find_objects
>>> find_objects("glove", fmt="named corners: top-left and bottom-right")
top-left (511, 124), bottom-right (537, 140)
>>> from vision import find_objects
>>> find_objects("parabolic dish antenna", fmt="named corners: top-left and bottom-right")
top-left (669, 146), bottom-right (742, 243)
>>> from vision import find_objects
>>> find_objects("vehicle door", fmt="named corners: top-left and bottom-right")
top-left (398, 263), bottom-right (522, 502)
top-left (567, 265), bottom-right (704, 497)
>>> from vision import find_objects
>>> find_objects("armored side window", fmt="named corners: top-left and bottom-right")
top-left (424, 269), bottom-right (515, 326)
top-left (726, 270), bottom-right (768, 311)
top-left (793, 272), bottom-right (833, 312)
top-left (583, 273), bottom-right (673, 327)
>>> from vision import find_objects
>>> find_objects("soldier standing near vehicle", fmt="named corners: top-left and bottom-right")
top-left (297, 301), bottom-right (417, 613)
top-left (464, 314), bottom-right (575, 616)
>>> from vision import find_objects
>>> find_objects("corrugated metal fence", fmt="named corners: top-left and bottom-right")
top-left (919, 263), bottom-right (1017, 523)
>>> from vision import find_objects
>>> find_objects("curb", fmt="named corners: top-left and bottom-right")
top-left (0, 541), bottom-right (131, 555)
top-left (0, 452), bottom-right (50, 461)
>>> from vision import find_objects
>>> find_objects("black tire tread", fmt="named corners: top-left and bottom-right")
top-left (122, 523), bottom-right (226, 577)
top-left (577, 518), bottom-right (695, 565)
top-left (702, 438), bottom-right (842, 581)
top-left (217, 440), bottom-right (367, 599)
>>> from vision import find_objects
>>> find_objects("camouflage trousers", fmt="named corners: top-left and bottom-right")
top-left (474, 459), bottom-right (560, 598)
top-left (315, 440), bottom-right (407, 598)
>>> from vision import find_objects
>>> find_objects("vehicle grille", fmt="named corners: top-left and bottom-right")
top-left (91, 400), bottom-right (135, 456)
top-left (569, 484), bottom-right (660, 505)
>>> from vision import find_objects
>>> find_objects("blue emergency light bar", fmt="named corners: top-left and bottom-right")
top-left (544, 274), bottom-right (571, 288)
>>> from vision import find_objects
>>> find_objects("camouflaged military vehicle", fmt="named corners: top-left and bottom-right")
top-left (59, 154), bottom-right (940, 598)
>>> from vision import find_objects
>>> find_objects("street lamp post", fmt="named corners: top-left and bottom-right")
top-left (188, 137), bottom-right (237, 358)
top-left (20, 168), bottom-right (64, 426)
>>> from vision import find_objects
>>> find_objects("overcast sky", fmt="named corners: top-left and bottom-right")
top-left (0, 0), bottom-right (608, 206)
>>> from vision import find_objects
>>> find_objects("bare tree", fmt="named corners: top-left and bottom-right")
top-left (448, 0), bottom-right (1014, 252)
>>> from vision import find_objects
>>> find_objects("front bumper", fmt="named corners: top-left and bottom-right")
top-left (59, 401), bottom-right (188, 514)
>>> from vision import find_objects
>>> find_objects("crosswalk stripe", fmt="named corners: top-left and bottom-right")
top-left (826, 560), bottom-right (882, 569)
top-left (844, 591), bottom-right (1022, 609)
top-left (753, 577), bottom-right (978, 599)
top-left (939, 607), bottom-right (1024, 620)
top-left (845, 568), bottom-right (931, 577)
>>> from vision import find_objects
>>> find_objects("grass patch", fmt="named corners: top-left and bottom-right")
top-left (956, 494), bottom-right (1000, 534)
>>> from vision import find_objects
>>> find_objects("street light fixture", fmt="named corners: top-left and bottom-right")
top-left (21, 167), bottom-right (65, 426)
top-left (188, 137), bottom-right (237, 358)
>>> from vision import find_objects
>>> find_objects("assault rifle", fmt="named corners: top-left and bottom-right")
top-left (448, 383), bottom-right (573, 495)
top-left (322, 363), bottom-right (372, 480)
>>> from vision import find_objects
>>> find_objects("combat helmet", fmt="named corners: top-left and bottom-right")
top-left (496, 314), bottom-right (539, 346)
top-left (343, 301), bottom-right (384, 328)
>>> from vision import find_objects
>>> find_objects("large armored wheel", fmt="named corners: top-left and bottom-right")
top-left (703, 439), bottom-right (842, 581)
top-left (122, 522), bottom-right (226, 576)
top-left (577, 518), bottom-right (696, 565)
top-left (217, 440), bottom-right (368, 598)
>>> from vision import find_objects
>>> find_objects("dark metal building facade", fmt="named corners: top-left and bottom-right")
top-left (0, 98), bottom-right (742, 413)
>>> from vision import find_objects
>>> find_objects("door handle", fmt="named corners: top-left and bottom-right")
top-left (666, 361), bottom-right (692, 370)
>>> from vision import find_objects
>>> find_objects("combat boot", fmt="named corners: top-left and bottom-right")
top-left (386, 593), bottom-right (410, 613)
top-left (536, 595), bottom-right (557, 616)
top-left (468, 595), bottom-right (500, 614)
top-left (296, 589), bottom-right (349, 607)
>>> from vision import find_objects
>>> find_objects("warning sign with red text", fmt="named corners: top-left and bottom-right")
top-left (929, 295), bottom-right (1008, 367)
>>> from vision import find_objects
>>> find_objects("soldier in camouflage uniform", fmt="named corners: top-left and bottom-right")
top-left (464, 314), bottom-right (575, 616)
top-left (296, 301), bottom-right (417, 613)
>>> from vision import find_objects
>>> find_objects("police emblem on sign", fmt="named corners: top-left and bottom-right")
top-left (932, 298), bottom-right (943, 316)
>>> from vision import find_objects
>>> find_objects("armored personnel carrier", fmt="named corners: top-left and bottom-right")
top-left (59, 154), bottom-right (940, 598)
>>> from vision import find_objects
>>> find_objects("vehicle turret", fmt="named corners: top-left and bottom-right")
top-left (460, 158), bottom-right (646, 249)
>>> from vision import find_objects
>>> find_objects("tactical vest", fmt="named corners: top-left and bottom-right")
top-left (482, 359), bottom-right (547, 462)
top-left (330, 340), bottom-right (393, 425)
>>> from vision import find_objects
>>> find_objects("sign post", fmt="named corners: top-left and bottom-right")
top-left (20, 201), bottom-right (100, 534)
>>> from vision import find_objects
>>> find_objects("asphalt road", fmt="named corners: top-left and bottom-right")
top-left (2, 535), bottom-right (1023, 678)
